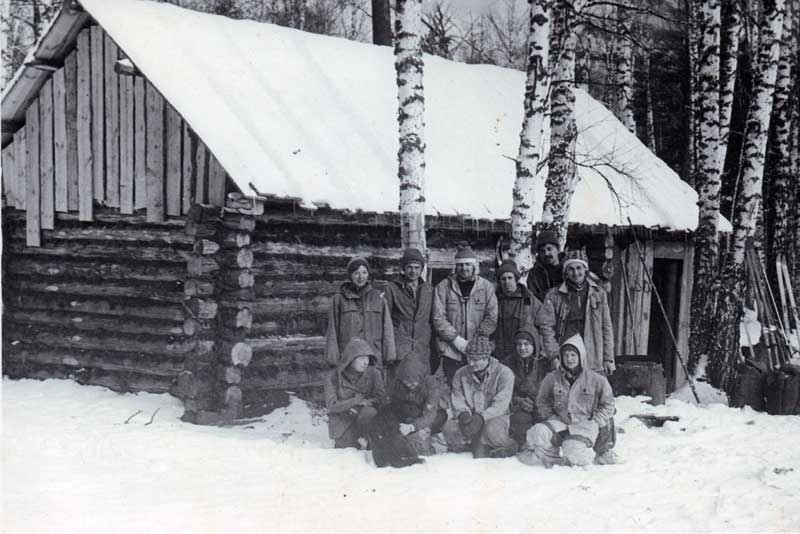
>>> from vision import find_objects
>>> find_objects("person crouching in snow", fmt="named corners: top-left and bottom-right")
top-left (443, 336), bottom-right (518, 458)
top-left (325, 338), bottom-right (387, 449)
top-left (386, 357), bottom-right (448, 456)
top-left (523, 334), bottom-right (615, 467)
top-left (503, 325), bottom-right (549, 448)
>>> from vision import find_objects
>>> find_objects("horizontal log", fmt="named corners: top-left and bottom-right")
top-left (5, 309), bottom-right (183, 337)
top-left (193, 239), bottom-right (220, 255)
top-left (187, 256), bottom-right (220, 276)
top-left (5, 293), bottom-right (184, 321)
top-left (183, 317), bottom-right (215, 337)
top-left (8, 222), bottom-right (193, 247)
top-left (220, 214), bottom-right (256, 232)
top-left (217, 288), bottom-right (256, 304)
top-left (253, 278), bottom-right (340, 298)
top-left (4, 208), bottom-right (187, 228)
top-left (219, 248), bottom-right (253, 269)
top-left (242, 366), bottom-right (328, 392)
top-left (186, 298), bottom-right (218, 320)
top-left (219, 307), bottom-right (253, 329)
top-left (249, 296), bottom-right (330, 316)
top-left (220, 231), bottom-right (251, 249)
top-left (5, 240), bottom-right (189, 264)
top-left (3, 343), bottom-right (184, 377)
top-left (184, 278), bottom-right (215, 297)
top-left (222, 341), bottom-right (252, 367)
top-left (184, 220), bottom-right (218, 239)
top-left (222, 366), bottom-right (242, 384)
top-left (5, 256), bottom-right (186, 283)
top-left (3, 326), bottom-right (194, 357)
top-left (219, 270), bottom-right (254, 290)
top-left (6, 278), bottom-right (184, 303)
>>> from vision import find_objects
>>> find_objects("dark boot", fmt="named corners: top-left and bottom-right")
top-left (489, 442), bottom-right (519, 458)
top-left (471, 440), bottom-right (490, 459)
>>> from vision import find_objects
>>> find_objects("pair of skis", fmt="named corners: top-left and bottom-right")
top-left (775, 254), bottom-right (800, 360)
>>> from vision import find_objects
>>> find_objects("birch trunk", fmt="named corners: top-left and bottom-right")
top-left (688, 0), bottom-right (722, 373)
top-left (395, 0), bottom-right (427, 254)
top-left (509, 0), bottom-right (553, 277)
top-left (541, 0), bottom-right (582, 249)
top-left (686, 0), bottom-right (700, 187)
top-left (718, 0), bottom-right (742, 172)
top-left (644, 49), bottom-right (657, 152)
top-left (614, 5), bottom-right (636, 133)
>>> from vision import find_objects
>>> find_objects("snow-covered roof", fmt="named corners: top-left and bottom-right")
top-left (7, 0), bottom-right (729, 232)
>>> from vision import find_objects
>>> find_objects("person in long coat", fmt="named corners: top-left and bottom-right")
top-left (523, 334), bottom-right (616, 467)
top-left (432, 246), bottom-right (498, 385)
top-left (325, 257), bottom-right (396, 369)
top-left (383, 248), bottom-right (434, 380)
top-left (536, 251), bottom-right (615, 375)
top-left (526, 230), bottom-right (564, 302)
top-left (493, 259), bottom-right (543, 362)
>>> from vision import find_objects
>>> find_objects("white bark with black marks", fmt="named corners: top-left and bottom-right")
top-left (718, 0), bottom-right (742, 172)
top-left (509, 0), bottom-right (553, 276)
top-left (614, 4), bottom-right (635, 133)
top-left (395, 0), bottom-right (427, 254)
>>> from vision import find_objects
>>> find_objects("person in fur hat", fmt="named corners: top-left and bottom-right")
top-left (442, 336), bottom-right (518, 458)
top-left (521, 335), bottom-right (617, 467)
top-left (432, 245), bottom-right (498, 385)
top-left (526, 229), bottom-right (564, 302)
top-left (493, 259), bottom-right (543, 362)
top-left (325, 256), bottom-right (396, 369)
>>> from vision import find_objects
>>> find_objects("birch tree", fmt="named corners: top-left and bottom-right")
top-left (395, 0), bottom-right (427, 254)
top-left (509, 0), bottom-right (553, 275)
top-left (614, 5), bottom-right (636, 133)
top-left (541, 0), bottom-right (583, 248)
top-left (718, 0), bottom-right (742, 171)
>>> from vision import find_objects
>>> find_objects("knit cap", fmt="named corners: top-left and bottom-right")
top-left (562, 249), bottom-right (588, 272)
top-left (465, 336), bottom-right (494, 358)
top-left (346, 256), bottom-right (370, 275)
top-left (454, 245), bottom-right (478, 265)
top-left (401, 248), bottom-right (425, 267)
top-left (497, 259), bottom-right (520, 280)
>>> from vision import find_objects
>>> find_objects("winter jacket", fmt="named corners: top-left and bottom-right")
top-left (536, 277), bottom-right (614, 373)
top-left (451, 357), bottom-right (514, 423)
top-left (526, 260), bottom-right (564, 302)
top-left (502, 327), bottom-right (549, 416)
top-left (324, 339), bottom-right (387, 439)
top-left (493, 284), bottom-right (543, 361)
top-left (432, 275), bottom-right (498, 362)
top-left (390, 375), bottom-right (445, 432)
top-left (535, 335), bottom-right (615, 444)
top-left (325, 282), bottom-right (396, 367)
top-left (383, 276), bottom-right (434, 372)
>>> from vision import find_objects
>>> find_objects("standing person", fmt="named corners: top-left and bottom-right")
top-left (325, 256), bottom-right (396, 369)
top-left (536, 250), bottom-right (615, 375)
top-left (521, 335), bottom-right (616, 467)
top-left (526, 230), bottom-right (564, 302)
top-left (493, 259), bottom-right (543, 361)
top-left (325, 338), bottom-right (387, 449)
top-left (432, 246), bottom-right (498, 385)
top-left (503, 325), bottom-right (549, 448)
top-left (442, 336), bottom-right (518, 458)
top-left (383, 248), bottom-right (434, 382)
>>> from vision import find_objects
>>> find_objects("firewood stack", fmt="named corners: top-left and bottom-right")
top-left (177, 194), bottom-right (257, 424)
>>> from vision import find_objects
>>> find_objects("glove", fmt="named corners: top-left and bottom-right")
top-left (520, 397), bottom-right (535, 413)
top-left (459, 412), bottom-right (485, 438)
top-left (399, 423), bottom-right (415, 436)
top-left (604, 361), bottom-right (616, 375)
top-left (453, 336), bottom-right (469, 353)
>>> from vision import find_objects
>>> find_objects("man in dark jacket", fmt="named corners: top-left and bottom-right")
top-left (443, 336), bottom-right (518, 458)
top-left (493, 259), bottom-right (543, 361)
top-left (526, 230), bottom-right (564, 302)
top-left (386, 357), bottom-right (448, 456)
top-left (325, 338), bottom-right (387, 449)
top-left (502, 325), bottom-right (549, 447)
top-left (384, 248), bottom-right (434, 382)
top-left (521, 335), bottom-right (616, 467)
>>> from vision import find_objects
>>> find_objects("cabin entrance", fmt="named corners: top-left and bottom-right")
top-left (647, 258), bottom-right (683, 392)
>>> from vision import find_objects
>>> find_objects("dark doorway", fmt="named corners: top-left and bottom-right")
top-left (647, 258), bottom-right (683, 392)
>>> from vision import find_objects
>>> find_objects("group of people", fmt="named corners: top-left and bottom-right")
top-left (324, 231), bottom-right (618, 467)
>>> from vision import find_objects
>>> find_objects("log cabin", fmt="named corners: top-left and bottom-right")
top-left (0, 0), bottom-right (729, 423)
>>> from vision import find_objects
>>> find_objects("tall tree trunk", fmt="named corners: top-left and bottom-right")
top-left (706, 0), bottom-right (786, 390)
top-left (509, 0), bottom-right (553, 276)
top-left (644, 49), bottom-right (657, 152)
top-left (541, 0), bottom-right (582, 249)
top-left (766, 0), bottom-right (796, 270)
top-left (688, 0), bottom-right (722, 374)
top-left (686, 0), bottom-right (700, 187)
top-left (395, 0), bottom-right (427, 254)
top-left (372, 0), bottom-right (392, 46)
top-left (718, 0), bottom-right (742, 173)
top-left (614, 5), bottom-right (636, 133)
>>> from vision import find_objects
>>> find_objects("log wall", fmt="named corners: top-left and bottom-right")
top-left (2, 210), bottom-right (191, 394)
top-left (0, 24), bottom-right (232, 245)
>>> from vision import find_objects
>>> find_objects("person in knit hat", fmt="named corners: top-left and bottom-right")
top-left (432, 245), bottom-right (498, 386)
top-left (325, 256), bottom-right (397, 369)
top-left (325, 338), bottom-right (388, 449)
top-left (503, 325), bottom-right (549, 447)
top-left (442, 336), bottom-right (518, 458)
top-left (492, 259), bottom-right (543, 362)
top-left (519, 334), bottom-right (616, 467)
top-left (535, 247), bottom-right (615, 376)
top-left (526, 229), bottom-right (565, 302)
top-left (383, 248), bottom-right (434, 386)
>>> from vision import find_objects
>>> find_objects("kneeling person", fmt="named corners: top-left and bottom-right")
top-left (504, 326), bottom-right (549, 447)
top-left (325, 338), bottom-right (386, 449)
top-left (387, 358), bottom-right (448, 456)
top-left (526, 334), bottom-right (615, 467)
top-left (443, 336), bottom-right (518, 458)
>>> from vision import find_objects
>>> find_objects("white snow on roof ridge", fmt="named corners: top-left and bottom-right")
top-left (77, 0), bottom-right (729, 232)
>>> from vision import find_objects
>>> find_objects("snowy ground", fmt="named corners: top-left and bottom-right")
top-left (3, 378), bottom-right (799, 534)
